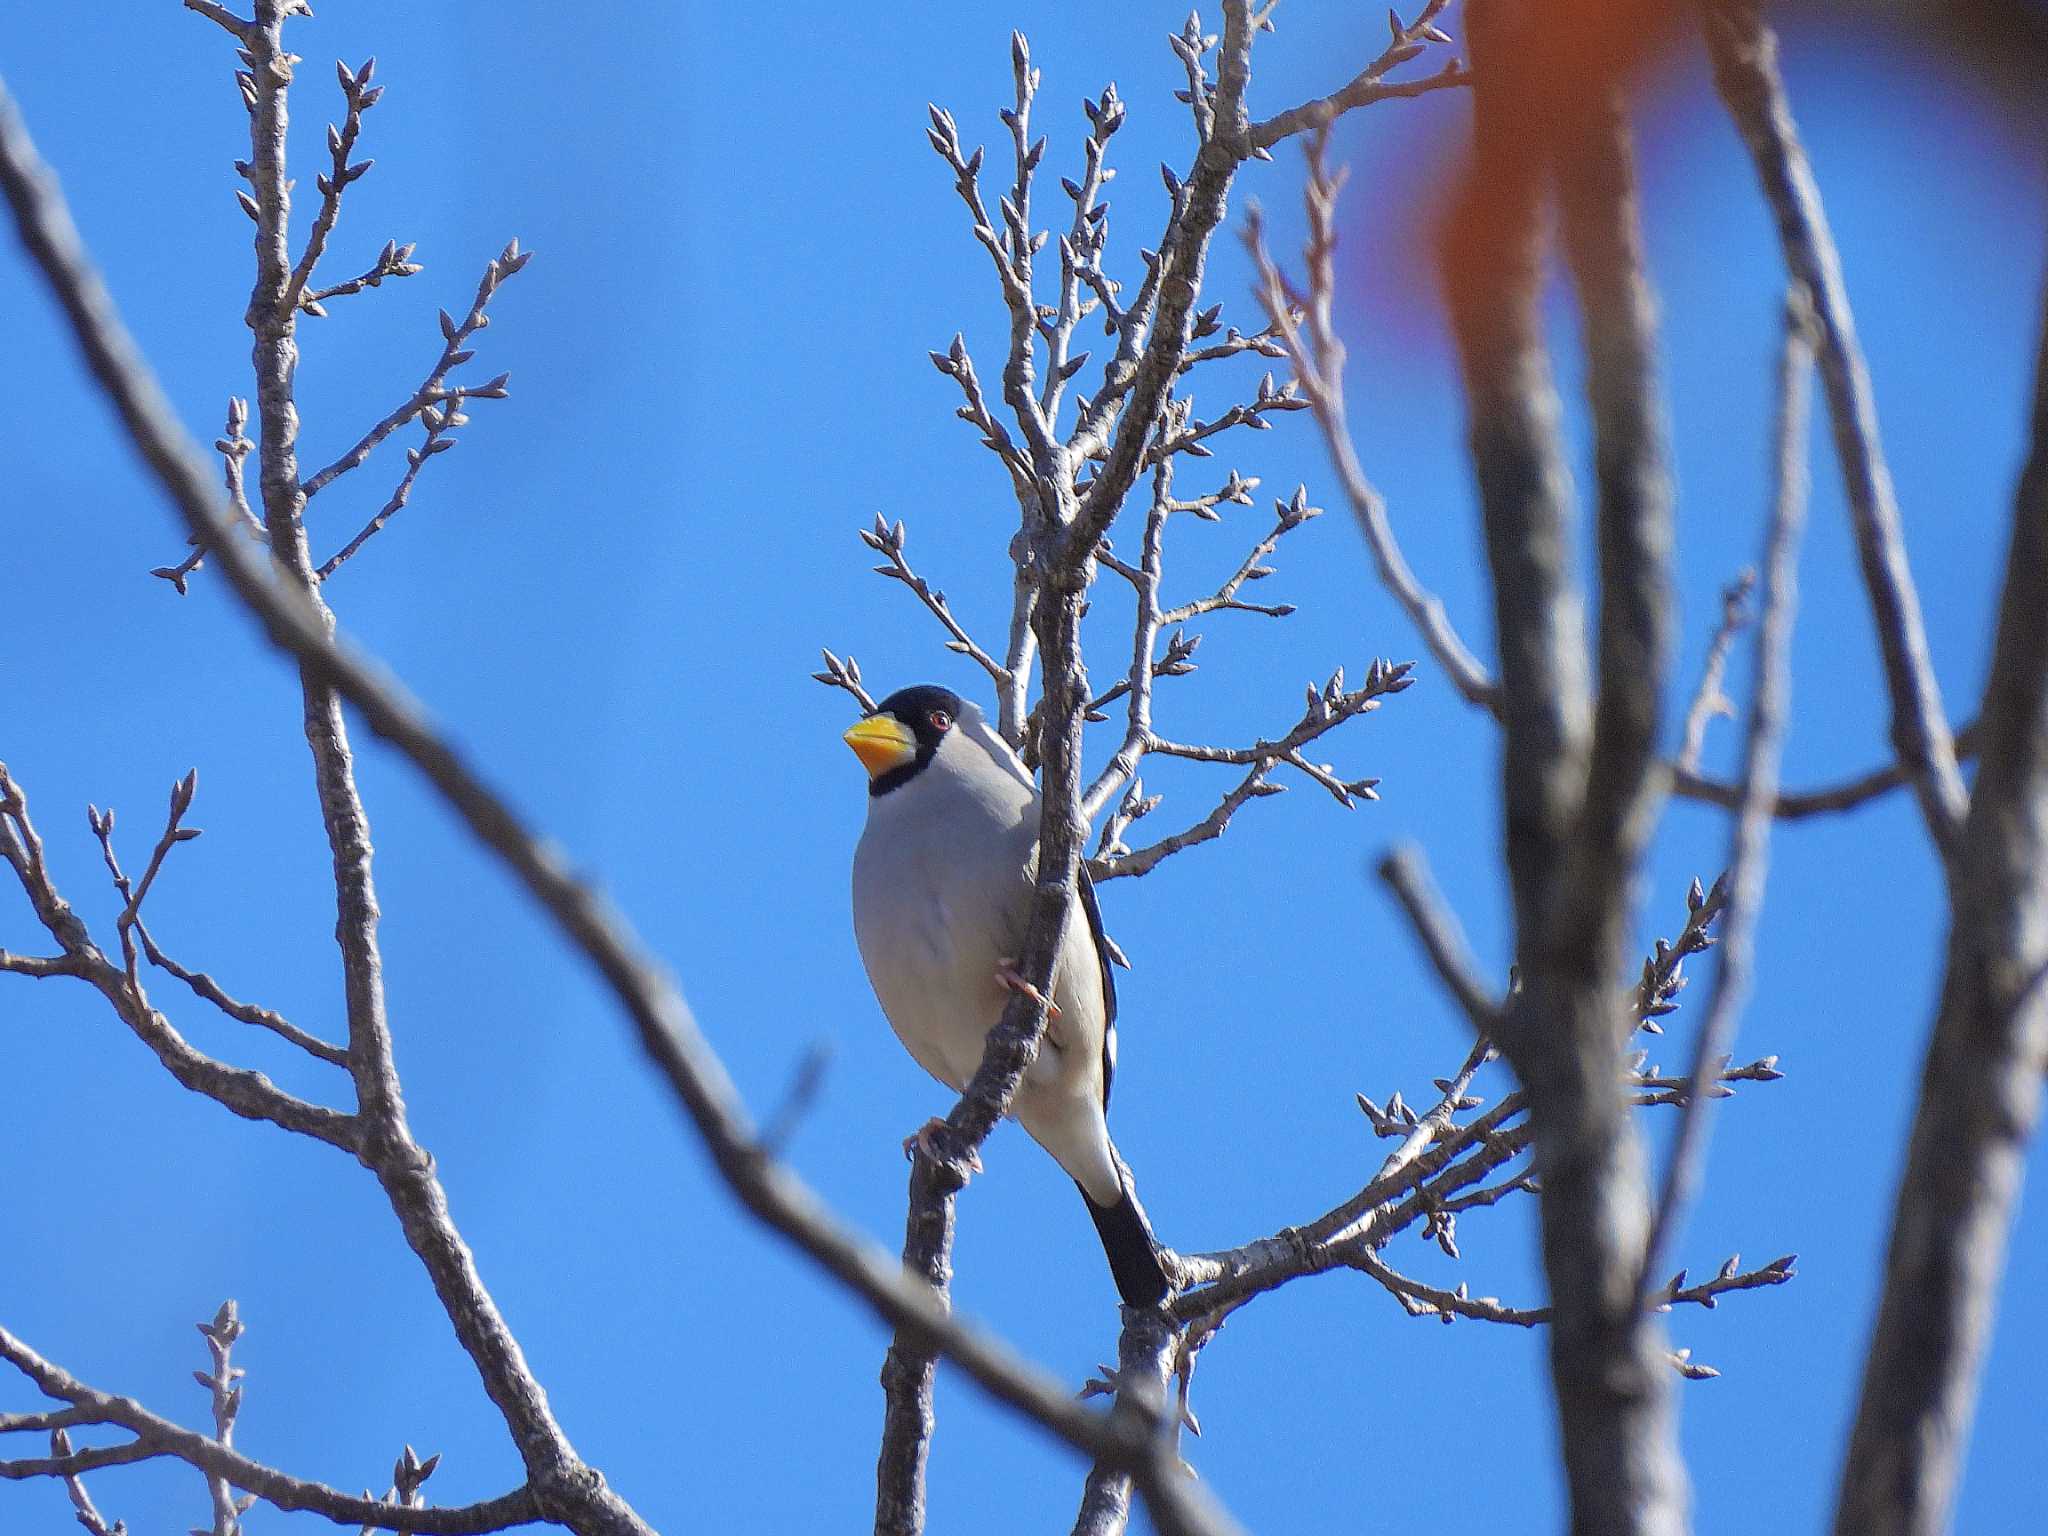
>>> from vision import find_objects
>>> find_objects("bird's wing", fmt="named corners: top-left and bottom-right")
top-left (1076, 864), bottom-right (1119, 1109)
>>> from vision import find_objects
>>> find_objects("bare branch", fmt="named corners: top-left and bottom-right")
top-left (1091, 761), bottom-right (1273, 882)
top-left (1042, 84), bottom-right (1124, 428)
top-left (283, 55), bottom-right (383, 316)
top-left (1247, 0), bottom-right (1469, 150)
top-left (1257, 116), bottom-right (1948, 845)
top-left (224, 19), bottom-right (658, 1525)
top-left (1523, 74), bottom-right (1684, 1532)
top-left (859, 514), bottom-right (1009, 690)
top-left (1363, 1247), bottom-right (1796, 1332)
top-left (0, 762), bottom-right (359, 1151)
top-left (1641, 289), bottom-right (1815, 1291)
top-left (1, 1410), bottom-right (105, 1436)
top-left (195, 1300), bottom-right (244, 1536)
top-left (1360, 1252), bottom-right (1544, 1326)
top-left (1134, 374), bottom-right (1309, 466)
top-left (1375, 844), bottom-right (1502, 1035)
top-left (1653, 1251), bottom-right (1798, 1314)
top-left (1093, 658), bottom-right (1411, 880)
top-left (928, 333), bottom-right (1031, 485)
top-left (62, 754), bottom-right (347, 1069)
top-left (1442, 3), bottom-right (1685, 1517)
top-left (1629, 1051), bottom-right (1785, 1107)
top-left (49, 1428), bottom-right (125, 1536)
top-left (0, 1324), bottom-right (537, 1534)
top-left (316, 386), bottom-right (476, 579)
top-left (874, 1150), bottom-right (951, 1536)
top-left (1071, 6), bottom-right (1259, 553)
top-left (999, 563), bottom-right (1039, 748)
top-left (1556, 93), bottom-right (1674, 940)
top-left (1073, 454), bottom-right (1320, 823)
top-left (1155, 482), bottom-right (1315, 626)
top-left (1071, 1309), bottom-right (1180, 1536)
top-left (152, 396), bottom-right (261, 594)
top-left (811, 648), bottom-right (879, 714)
top-left (305, 236), bottom-right (422, 310)
top-left (923, 80), bottom-right (1057, 466)
top-left (85, 767), bottom-right (202, 998)
top-left (1165, 867), bottom-right (1762, 1379)
top-left (1674, 720), bottom-right (1982, 819)
top-left (1144, 658), bottom-right (1408, 791)
top-left (134, 915), bottom-right (350, 1066)
top-left (1833, 257), bottom-right (2048, 1536)
top-left (182, 1), bottom-right (249, 41)
top-left (1081, 442), bottom-right (1177, 821)
top-left (1704, 0), bottom-right (1968, 861)
top-left (0, 947), bottom-right (79, 978)
top-left (299, 248), bottom-right (524, 503)
top-left (1243, 148), bottom-right (1497, 711)
top-left (1076, 626), bottom-right (1201, 726)
top-left (1176, 322), bottom-right (1287, 373)
top-left (1676, 569), bottom-right (1756, 773)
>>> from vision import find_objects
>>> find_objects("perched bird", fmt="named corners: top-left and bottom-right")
top-left (844, 683), bottom-right (1171, 1307)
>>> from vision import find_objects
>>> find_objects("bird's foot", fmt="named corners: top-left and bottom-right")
top-left (903, 1117), bottom-right (983, 1177)
top-left (994, 958), bottom-right (1060, 1019)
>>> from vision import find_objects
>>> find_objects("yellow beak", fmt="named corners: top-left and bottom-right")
top-left (843, 714), bottom-right (917, 778)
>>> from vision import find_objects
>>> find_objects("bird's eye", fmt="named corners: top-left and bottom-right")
top-left (928, 710), bottom-right (952, 732)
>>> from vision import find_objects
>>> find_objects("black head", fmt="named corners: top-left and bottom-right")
top-left (843, 684), bottom-right (966, 797)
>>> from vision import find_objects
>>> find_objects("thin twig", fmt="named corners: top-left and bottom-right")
top-left (282, 54), bottom-right (382, 315)
top-left (860, 513), bottom-right (1008, 690)
top-left (929, 332), bottom-right (1031, 486)
top-left (48, 1428), bottom-right (124, 1536)
top-left (1360, 1251), bottom-right (1544, 1326)
top-left (195, 1301), bottom-right (245, 1536)
top-left (0, 762), bottom-right (360, 1151)
top-left (812, 648), bottom-right (879, 713)
top-left (0, 1324), bottom-right (535, 1533)
top-left (1154, 483), bottom-right (1315, 627)
top-left (1040, 81), bottom-right (1123, 430)
top-left (1080, 437), bottom-right (1176, 822)
top-left (316, 387), bottom-right (473, 579)
top-left (1704, 0), bottom-right (1969, 862)
top-left (152, 396), bottom-right (261, 593)
top-left (1169, 881), bottom-right (1755, 1336)
top-left (1677, 569), bottom-right (1756, 772)
top-left (1375, 845), bottom-right (1501, 1035)
top-left (1640, 289), bottom-right (1815, 1293)
top-left (182, 1), bottom-right (248, 41)
top-left (1243, 153), bottom-right (1497, 710)
top-left (1246, 0), bottom-right (1469, 149)
top-left (305, 236), bottom-right (422, 310)
top-left (1093, 659), bottom-right (1412, 880)
top-left (298, 250), bottom-right (522, 502)
top-left (1673, 721), bottom-right (1981, 818)
top-left (134, 915), bottom-right (349, 1066)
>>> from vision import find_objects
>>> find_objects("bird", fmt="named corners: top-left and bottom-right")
top-left (843, 682), bottom-right (1171, 1307)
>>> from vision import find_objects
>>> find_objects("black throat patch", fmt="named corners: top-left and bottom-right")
top-left (866, 684), bottom-right (965, 798)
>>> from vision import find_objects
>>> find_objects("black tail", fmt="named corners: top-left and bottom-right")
top-left (1079, 1175), bottom-right (1172, 1307)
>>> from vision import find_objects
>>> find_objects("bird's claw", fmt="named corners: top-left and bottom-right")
top-left (903, 1117), bottom-right (983, 1178)
top-left (995, 958), bottom-right (1060, 1019)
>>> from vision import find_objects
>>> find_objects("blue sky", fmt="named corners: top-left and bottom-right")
top-left (3, 4), bottom-right (2043, 1533)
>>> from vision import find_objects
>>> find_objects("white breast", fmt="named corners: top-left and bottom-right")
top-left (850, 721), bottom-right (1121, 1202)
top-left (851, 733), bottom-right (1037, 1090)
